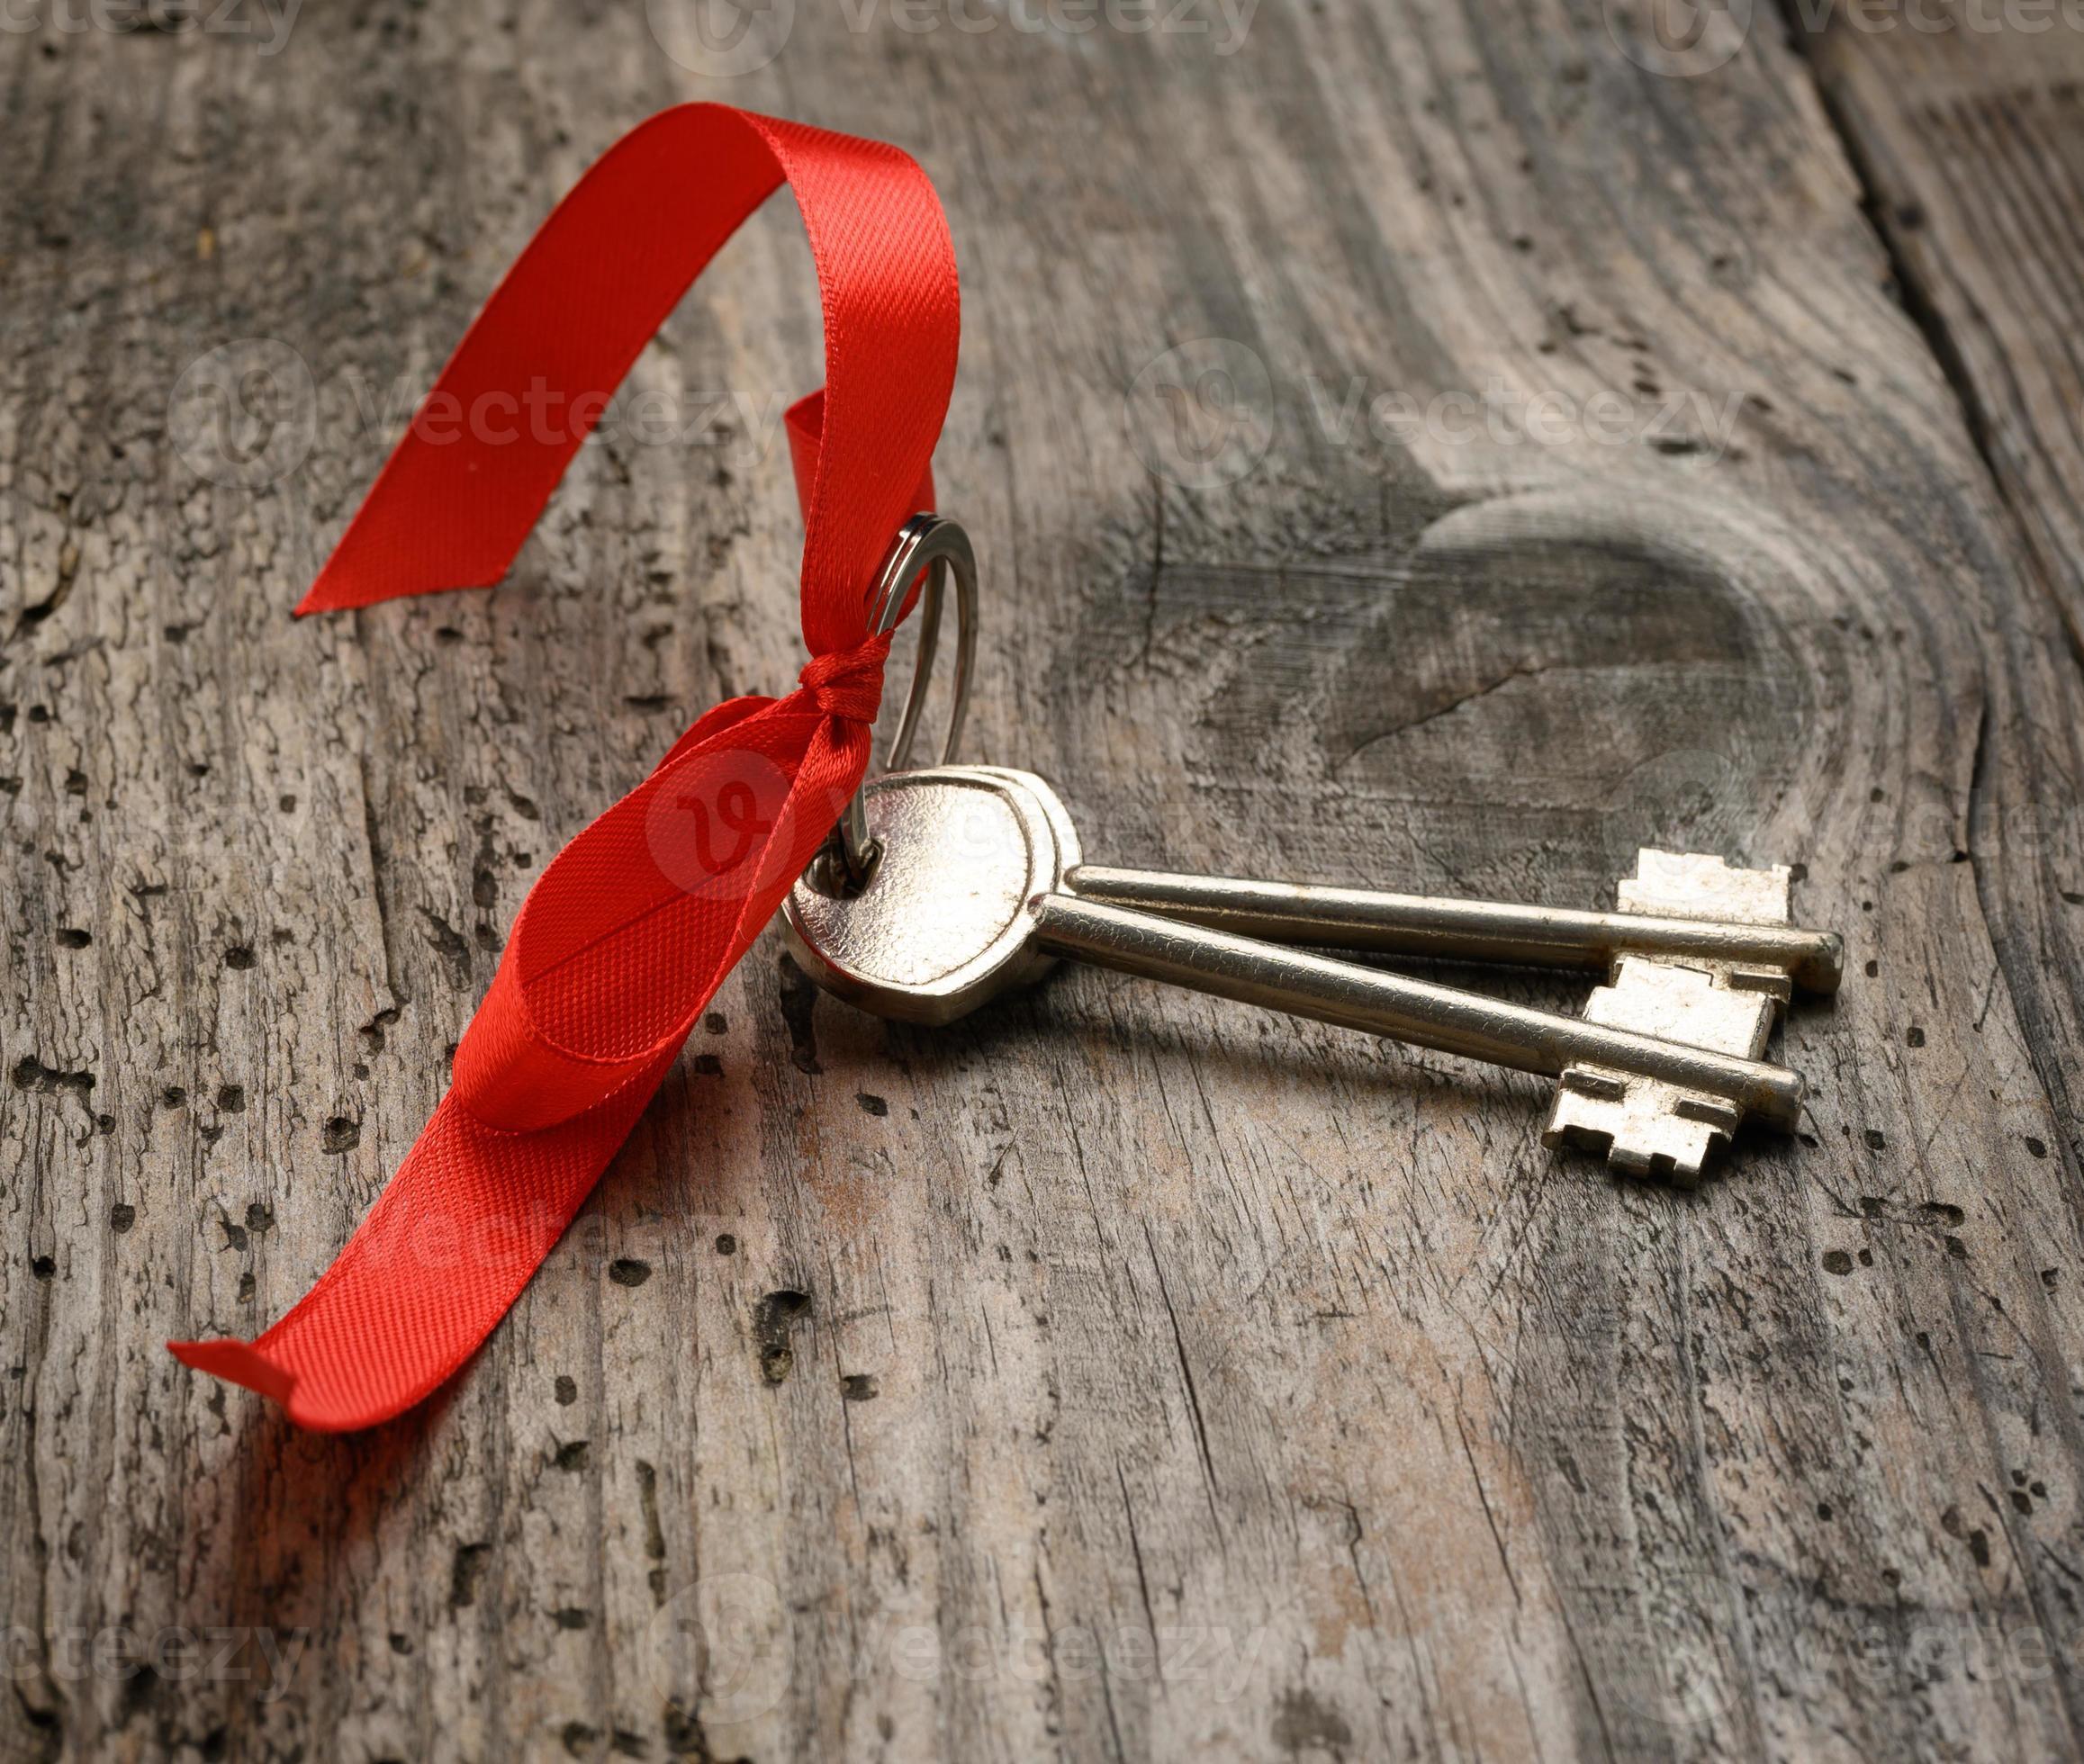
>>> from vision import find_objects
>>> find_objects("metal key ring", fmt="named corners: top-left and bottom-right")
top-left (825, 512), bottom-right (979, 889)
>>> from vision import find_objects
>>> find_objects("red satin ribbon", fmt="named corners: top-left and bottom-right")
top-left (169, 104), bottom-right (959, 1431)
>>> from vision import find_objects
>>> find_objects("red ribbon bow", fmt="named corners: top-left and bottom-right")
top-left (170, 104), bottom-right (960, 1432)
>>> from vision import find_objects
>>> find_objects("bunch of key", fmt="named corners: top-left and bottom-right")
top-left (782, 766), bottom-right (1842, 1183)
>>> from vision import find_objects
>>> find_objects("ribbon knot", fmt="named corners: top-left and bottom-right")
top-left (798, 629), bottom-right (892, 724)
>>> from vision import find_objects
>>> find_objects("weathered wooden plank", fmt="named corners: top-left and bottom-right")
top-left (1806, 7), bottom-right (2084, 644)
top-left (3, 4), bottom-right (2082, 1761)
top-left (1803, 1), bottom-right (2084, 1149)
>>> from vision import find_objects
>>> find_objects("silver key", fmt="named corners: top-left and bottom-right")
top-left (1048, 820), bottom-right (1835, 1184)
top-left (985, 769), bottom-right (1828, 1181)
top-left (781, 767), bottom-right (1805, 1148)
top-left (1060, 838), bottom-right (1838, 995)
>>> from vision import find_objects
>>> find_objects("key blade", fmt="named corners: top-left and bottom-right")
top-left (1029, 894), bottom-right (1804, 1127)
top-left (1064, 865), bottom-right (1843, 994)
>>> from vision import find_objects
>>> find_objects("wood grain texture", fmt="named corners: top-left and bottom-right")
top-left (1806, 2), bottom-right (2084, 650)
top-left (1801, 0), bottom-right (2084, 1165)
top-left (2, 4), bottom-right (2082, 1760)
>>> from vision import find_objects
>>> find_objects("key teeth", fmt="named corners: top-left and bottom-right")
top-left (1538, 848), bottom-right (1813, 1177)
top-left (1545, 1065), bottom-right (1737, 1187)
top-left (1616, 849), bottom-right (1800, 1009)
top-left (1619, 849), bottom-right (1794, 926)
top-left (1726, 965), bottom-right (1796, 1006)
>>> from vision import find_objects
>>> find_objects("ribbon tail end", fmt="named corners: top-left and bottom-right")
top-left (170, 1336), bottom-right (401, 1435)
top-left (296, 558), bottom-right (510, 617)
top-left (168, 1335), bottom-right (300, 1404)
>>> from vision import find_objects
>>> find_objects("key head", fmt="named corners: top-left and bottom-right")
top-left (782, 767), bottom-right (1083, 1025)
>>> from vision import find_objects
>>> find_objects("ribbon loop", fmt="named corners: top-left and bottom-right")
top-left (169, 104), bottom-right (960, 1433)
